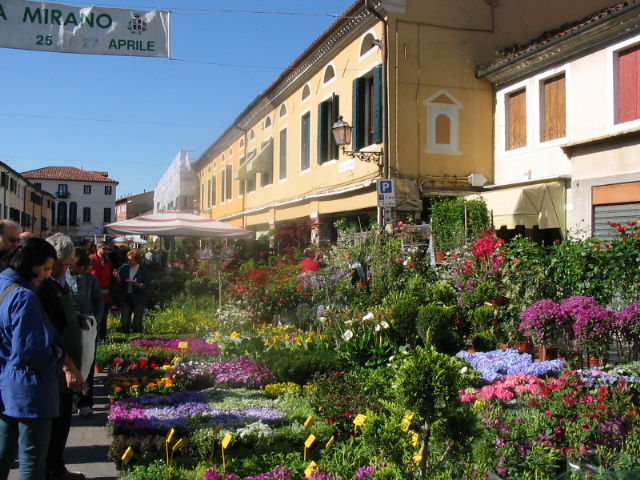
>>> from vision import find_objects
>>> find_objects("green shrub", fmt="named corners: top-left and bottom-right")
top-left (471, 331), bottom-right (497, 352)
top-left (261, 347), bottom-right (348, 385)
top-left (466, 305), bottom-right (495, 333)
top-left (424, 282), bottom-right (457, 306)
top-left (463, 282), bottom-right (498, 309)
top-left (147, 269), bottom-right (191, 309)
top-left (416, 305), bottom-right (463, 355)
top-left (390, 299), bottom-right (420, 346)
top-left (184, 276), bottom-right (219, 299)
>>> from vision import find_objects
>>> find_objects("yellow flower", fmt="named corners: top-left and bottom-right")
top-left (230, 332), bottom-right (241, 339)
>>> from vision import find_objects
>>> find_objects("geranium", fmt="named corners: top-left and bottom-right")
top-left (519, 299), bottom-right (564, 346)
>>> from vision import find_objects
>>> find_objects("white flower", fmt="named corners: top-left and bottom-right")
top-left (362, 312), bottom-right (375, 321)
top-left (344, 320), bottom-right (353, 326)
top-left (460, 366), bottom-right (468, 374)
top-left (379, 320), bottom-right (390, 329)
top-left (342, 329), bottom-right (354, 341)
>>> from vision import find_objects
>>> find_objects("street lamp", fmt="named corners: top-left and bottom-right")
top-left (331, 116), bottom-right (383, 166)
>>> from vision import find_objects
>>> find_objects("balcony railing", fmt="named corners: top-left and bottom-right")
top-left (56, 191), bottom-right (68, 198)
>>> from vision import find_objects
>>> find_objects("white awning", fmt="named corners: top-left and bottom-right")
top-left (468, 181), bottom-right (565, 230)
top-left (247, 138), bottom-right (273, 173)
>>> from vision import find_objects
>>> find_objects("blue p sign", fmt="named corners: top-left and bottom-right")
top-left (379, 180), bottom-right (393, 194)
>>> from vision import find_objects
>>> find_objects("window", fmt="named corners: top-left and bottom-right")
top-left (323, 65), bottom-right (335, 85)
top-left (211, 175), bottom-right (217, 206)
top-left (83, 185), bottom-right (92, 194)
top-left (0, 173), bottom-right (6, 188)
top-left (301, 84), bottom-right (311, 102)
top-left (317, 95), bottom-right (339, 163)
top-left (250, 129), bottom-right (255, 140)
top-left (82, 207), bottom-right (91, 223)
top-left (264, 117), bottom-right (272, 129)
top-left (225, 166), bottom-right (233, 201)
top-left (360, 32), bottom-right (376, 58)
top-left (279, 128), bottom-right (288, 180)
top-left (69, 202), bottom-right (78, 226)
top-left (9, 178), bottom-right (17, 194)
top-left (239, 139), bottom-right (245, 150)
top-left (104, 185), bottom-right (112, 195)
top-left (57, 184), bottom-right (68, 198)
top-left (352, 65), bottom-right (382, 150)
top-left (542, 74), bottom-right (566, 141)
top-left (279, 104), bottom-right (287, 118)
top-left (424, 89), bottom-right (462, 154)
top-left (57, 201), bottom-right (67, 226)
top-left (301, 112), bottom-right (311, 170)
top-left (618, 44), bottom-right (640, 124)
top-left (207, 179), bottom-right (212, 208)
top-left (103, 207), bottom-right (111, 223)
top-left (506, 88), bottom-right (527, 150)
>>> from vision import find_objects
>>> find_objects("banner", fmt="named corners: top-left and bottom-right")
top-left (0, 0), bottom-right (170, 57)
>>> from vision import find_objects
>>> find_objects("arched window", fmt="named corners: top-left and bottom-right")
top-left (239, 138), bottom-right (245, 149)
top-left (423, 89), bottom-right (463, 154)
top-left (279, 104), bottom-right (287, 118)
top-left (69, 202), bottom-right (78, 226)
top-left (323, 65), bottom-right (335, 85)
top-left (360, 32), bottom-right (376, 58)
top-left (264, 117), bottom-right (272, 129)
top-left (301, 84), bottom-right (311, 102)
top-left (57, 201), bottom-right (68, 226)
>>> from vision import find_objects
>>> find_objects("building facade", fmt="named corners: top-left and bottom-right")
top-left (479, 0), bottom-right (640, 240)
top-left (0, 161), bottom-right (54, 237)
top-left (154, 151), bottom-right (197, 213)
top-left (21, 166), bottom-right (118, 239)
top-left (116, 191), bottom-right (154, 222)
top-left (191, 0), bottom-right (618, 244)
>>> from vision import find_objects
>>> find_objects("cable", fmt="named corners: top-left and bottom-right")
top-left (0, 112), bottom-right (217, 129)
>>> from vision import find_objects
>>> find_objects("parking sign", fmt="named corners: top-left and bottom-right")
top-left (377, 179), bottom-right (396, 207)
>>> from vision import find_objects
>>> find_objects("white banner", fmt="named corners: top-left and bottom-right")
top-left (0, 0), bottom-right (170, 57)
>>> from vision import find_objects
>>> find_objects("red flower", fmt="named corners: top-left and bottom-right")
top-left (618, 226), bottom-right (626, 232)
top-left (343, 411), bottom-right (352, 417)
top-left (279, 298), bottom-right (286, 304)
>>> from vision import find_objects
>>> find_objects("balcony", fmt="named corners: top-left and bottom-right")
top-left (56, 191), bottom-right (69, 199)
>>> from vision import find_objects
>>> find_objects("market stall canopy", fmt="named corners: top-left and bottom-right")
top-left (105, 211), bottom-right (253, 239)
top-left (113, 235), bottom-right (148, 245)
top-left (467, 181), bottom-right (565, 230)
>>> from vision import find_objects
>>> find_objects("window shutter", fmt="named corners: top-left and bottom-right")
top-left (352, 77), bottom-right (366, 150)
top-left (619, 46), bottom-right (640, 124)
top-left (543, 75), bottom-right (566, 141)
top-left (317, 101), bottom-right (329, 164)
top-left (372, 65), bottom-right (383, 144)
top-left (331, 95), bottom-right (340, 159)
top-left (507, 89), bottom-right (526, 150)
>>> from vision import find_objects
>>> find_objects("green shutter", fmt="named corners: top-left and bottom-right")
top-left (331, 95), bottom-right (340, 159)
top-left (372, 64), bottom-right (383, 144)
top-left (352, 77), bottom-right (366, 150)
top-left (317, 101), bottom-right (329, 164)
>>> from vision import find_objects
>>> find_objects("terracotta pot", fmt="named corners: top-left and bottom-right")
top-left (435, 251), bottom-right (445, 263)
top-left (514, 341), bottom-right (534, 354)
top-left (537, 346), bottom-right (559, 361)
top-left (94, 364), bottom-right (105, 374)
top-left (109, 397), bottom-right (116, 404)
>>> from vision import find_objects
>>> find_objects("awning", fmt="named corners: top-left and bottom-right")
top-left (235, 149), bottom-right (257, 181)
top-left (246, 138), bottom-right (273, 173)
top-left (468, 181), bottom-right (565, 230)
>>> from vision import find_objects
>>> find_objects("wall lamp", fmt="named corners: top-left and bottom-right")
top-left (331, 116), bottom-right (383, 166)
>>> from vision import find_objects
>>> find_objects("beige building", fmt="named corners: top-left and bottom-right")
top-left (0, 161), bottom-right (54, 237)
top-left (479, 1), bottom-right (640, 241)
top-left (115, 191), bottom-right (154, 222)
top-left (192, 0), bottom-right (618, 244)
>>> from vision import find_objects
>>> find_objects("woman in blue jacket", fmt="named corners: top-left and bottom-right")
top-left (0, 238), bottom-right (68, 480)
top-left (113, 249), bottom-right (150, 334)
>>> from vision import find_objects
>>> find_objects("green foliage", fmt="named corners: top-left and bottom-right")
top-left (184, 276), bottom-right (219, 299)
top-left (147, 268), bottom-right (192, 309)
top-left (424, 282), bottom-right (457, 306)
top-left (467, 305), bottom-right (495, 335)
top-left (471, 330), bottom-right (497, 352)
top-left (416, 305), bottom-right (463, 355)
top-left (145, 301), bottom-right (216, 336)
top-left (390, 300), bottom-right (420, 346)
top-left (319, 437), bottom-right (376, 480)
top-left (261, 347), bottom-right (348, 385)
top-left (431, 197), bottom-right (490, 252)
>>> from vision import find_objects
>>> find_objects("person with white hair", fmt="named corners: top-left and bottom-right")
top-left (36, 233), bottom-right (86, 480)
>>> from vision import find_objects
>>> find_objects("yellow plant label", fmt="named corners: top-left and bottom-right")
top-left (325, 436), bottom-right (335, 450)
top-left (178, 342), bottom-right (189, 349)
top-left (165, 428), bottom-right (175, 444)
top-left (121, 447), bottom-right (134, 464)
top-left (409, 431), bottom-right (419, 447)
top-left (304, 416), bottom-right (314, 428)
top-left (304, 461), bottom-right (317, 477)
top-left (353, 414), bottom-right (367, 426)
top-left (172, 438), bottom-right (184, 452)
top-left (304, 434), bottom-right (316, 449)
top-left (221, 433), bottom-right (232, 449)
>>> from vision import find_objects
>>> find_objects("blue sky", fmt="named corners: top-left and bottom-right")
top-left (0, 0), bottom-right (353, 198)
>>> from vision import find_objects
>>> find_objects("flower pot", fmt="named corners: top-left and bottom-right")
top-left (435, 251), bottom-right (445, 263)
top-left (109, 397), bottom-right (116, 404)
top-left (537, 346), bottom-right (559, 361)
top-left (94, 364), bottom-right (106, 374)
top-left (514, 341), bottom-right (534, 354)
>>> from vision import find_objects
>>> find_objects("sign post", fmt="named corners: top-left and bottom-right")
top-left (377, 179), bottom-right (396, 227)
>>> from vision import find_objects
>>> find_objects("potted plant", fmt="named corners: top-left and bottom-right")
top-left (572, 304), bottom-right (616, 365)
top-left (519, 299), bottom-right (564, 360)
top-left (94, 343), bottom-right (111, 373)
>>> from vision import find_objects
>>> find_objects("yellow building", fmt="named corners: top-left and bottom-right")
top-left (0, 161), bottom-right (54, 237)
top-left (192, 0), bottom-right (618, 243)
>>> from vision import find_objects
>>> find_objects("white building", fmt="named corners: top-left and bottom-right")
top-left (154, 150), bottom-right (197, 213)
top-left (22, 166), bottom-right (118, 239)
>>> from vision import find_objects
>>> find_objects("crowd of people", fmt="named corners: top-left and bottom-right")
top-left (0, 220), bottom-right (151, 480)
